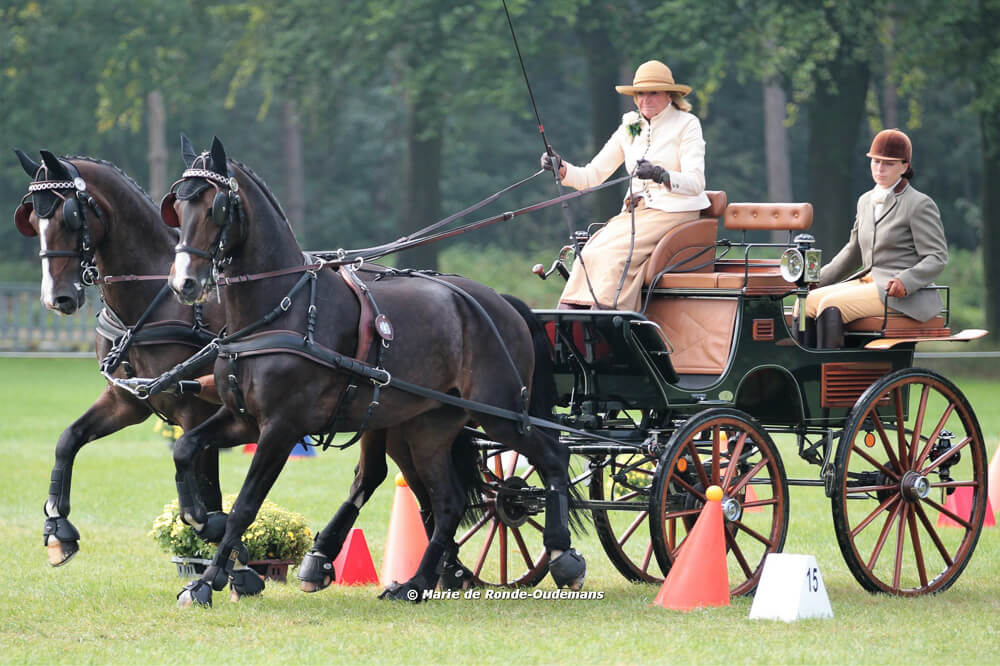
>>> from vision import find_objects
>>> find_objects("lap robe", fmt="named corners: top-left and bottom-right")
top-left (560, 207), bottom-right (700, 311)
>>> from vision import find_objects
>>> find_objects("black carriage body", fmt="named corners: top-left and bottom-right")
top-left (536, 290), bottom-right (915, 431)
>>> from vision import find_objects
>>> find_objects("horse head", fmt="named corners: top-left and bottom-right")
top-left (162, 135), bottom-right (245, 304)
top-left (164, 134), bottom-right (294, 306)
top-left (12, 149), bottom-right (107, 314)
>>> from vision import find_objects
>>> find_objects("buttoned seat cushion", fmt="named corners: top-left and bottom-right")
top-left (643, 190), bottom-right (727, 284)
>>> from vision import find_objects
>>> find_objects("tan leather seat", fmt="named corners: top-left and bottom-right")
top-left (643, 190), bottom-right (726, 284)
top-left (846, 314), bottom-right (950, 337)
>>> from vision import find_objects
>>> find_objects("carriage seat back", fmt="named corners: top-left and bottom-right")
top-left (643, 190), bottom-right (726, 285)
top-left (723, 202), bottom-right (813, 232)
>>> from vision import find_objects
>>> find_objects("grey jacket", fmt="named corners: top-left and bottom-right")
top-left (818, 180), bottom-right (948, 322)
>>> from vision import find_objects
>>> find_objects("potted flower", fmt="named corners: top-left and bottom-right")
top-left (150, 495), bottom-right (313, 582)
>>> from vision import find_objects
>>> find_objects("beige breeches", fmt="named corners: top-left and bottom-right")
top-left (803, 279), bottom-right (892, 322)
top-left (559, 207), bottom-right (700, 311)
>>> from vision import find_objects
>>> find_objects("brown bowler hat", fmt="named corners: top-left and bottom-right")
top-left (615, 60), bottom-right (692, 96)
top-left (867, 129), bottom-right (912, 162)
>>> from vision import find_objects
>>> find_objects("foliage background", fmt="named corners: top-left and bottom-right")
top-left (1, 0), bottom-right (998, 334)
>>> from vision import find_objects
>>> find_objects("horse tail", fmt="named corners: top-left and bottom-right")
top-left (500, 294), bottom-right (557, 418)
top-left (451, 428), bottom-right (485, 527)
top-left (501, 294), bottom-right (587, 534)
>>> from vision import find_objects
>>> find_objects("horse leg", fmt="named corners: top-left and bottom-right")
top-left (382, 428), bottom-right (473, 591)
top-left (44, 387), bottom-right (151, 566)
top-left (479, 417), bottom-right (586, 590)
top-left (379, 415), bottom-right (468, 602)
top-left (172, 407), bottom-right (256, 607)
top-left (177, 419), bottom-right (299, 606)
top-left (298, 430), bottom-right (388, 593)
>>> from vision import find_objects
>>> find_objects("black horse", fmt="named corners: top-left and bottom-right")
top-left (162, 136), bottom-right (586, 605)
top-left (12, 150), bottom-right (228, 568)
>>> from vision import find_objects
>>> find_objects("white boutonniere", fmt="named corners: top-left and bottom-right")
top-left (625, 111), bottom-right (642, 139)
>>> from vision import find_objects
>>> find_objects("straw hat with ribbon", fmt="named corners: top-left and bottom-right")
top-left (615, 60), bottom-right (692, 96)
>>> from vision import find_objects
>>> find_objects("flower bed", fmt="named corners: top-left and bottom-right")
top-left (150, 495), bottom-right (313, 581)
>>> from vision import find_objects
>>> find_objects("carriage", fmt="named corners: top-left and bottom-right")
top-left (15, 142), bottom-right (988, 604)
top-left (452, 192), bottom-right (989, 597)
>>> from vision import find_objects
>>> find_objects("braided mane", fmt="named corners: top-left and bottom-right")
top-left (65, 155), bottom-right (155, 204)
top-left (231, 159), bottom-right (289, 224)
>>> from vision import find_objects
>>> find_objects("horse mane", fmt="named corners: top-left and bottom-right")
top-left (64, 155), bottom-right (156, 205)
top-left (230, 159), bottom-right (289, 226)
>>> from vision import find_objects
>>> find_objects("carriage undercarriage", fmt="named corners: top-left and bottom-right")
top-left (456, 293), bottom-right (988, 597)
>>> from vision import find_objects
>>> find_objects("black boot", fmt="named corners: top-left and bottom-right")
top-left (817, 308), bottom-right (845, 349)
top-left (794, 316), bottom-right (817, 347)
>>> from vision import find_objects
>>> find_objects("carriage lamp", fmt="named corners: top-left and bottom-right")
top-left (804, 248), bottom-right (822, 283)
top-left (780, 248), bottom-right (804, 283)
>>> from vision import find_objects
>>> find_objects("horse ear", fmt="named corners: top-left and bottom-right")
top-left (13, 149), bottom-right (41, 177)
top-left (39, 150), bottom-right (70, 180)
top-left (180, 133), bottom-right (197, 167)
top-left (209, 136), bottom-right (228, 176)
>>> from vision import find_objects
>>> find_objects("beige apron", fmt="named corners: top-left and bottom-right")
top-left (560, 206), bottom-right (700, 311)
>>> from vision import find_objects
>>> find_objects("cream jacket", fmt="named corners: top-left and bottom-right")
top-left (560, 104), bottom-right (710, 213)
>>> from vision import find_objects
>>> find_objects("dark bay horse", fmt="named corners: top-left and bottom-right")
top-left (162, 136), bottom-right (586, 606)
top-left (12, 150), bottom-right (228, 568)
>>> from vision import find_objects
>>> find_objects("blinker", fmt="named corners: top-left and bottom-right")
top-left (62, 195), bottom-right (83, 232)
top-left (160, 192), bottom-right (180, 228)
top-left (14, 202), bottom-right (36, 237)
top-left (212, 190), bottom-right (229, 226)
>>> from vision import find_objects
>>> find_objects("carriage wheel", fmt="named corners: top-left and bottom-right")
top-left (649, 408), bottom-right (789, 596)
top-left (454, 449), bottom-right (549, 587)
top-left (590, 451), bottom-right (664, 583)
top-left (831, 368), bottom-right (987, 595)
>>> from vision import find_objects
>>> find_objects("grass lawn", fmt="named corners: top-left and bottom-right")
top-left (1, 358), bottom-right (998, 664)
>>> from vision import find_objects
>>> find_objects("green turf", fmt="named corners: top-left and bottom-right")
top-left (1, 358), bottom-right (998, 664)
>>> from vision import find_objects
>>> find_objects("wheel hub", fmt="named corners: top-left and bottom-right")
top-left (721, 496), bottom-right (742, 522)
top-left (900, 470), bottom-right (931, 502)
top-left (495, 476), bottom-right (530, 527)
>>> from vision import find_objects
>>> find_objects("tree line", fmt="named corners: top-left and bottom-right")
top-left (1, 0), bottom-right (997, 334)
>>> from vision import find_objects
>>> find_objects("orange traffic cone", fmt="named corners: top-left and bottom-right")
top-left (380, 473), bottom-right (429, 585)
top-left (937, 486), bottom-right (996, 528)
top-left (989, 444), bottom-right (1000, 520)
top-left (743, 484), bottom-right (763, 513)
top-left (333, 528), bottom-right (379, 585)
top-left (652, 485), bottom-right (729, 611)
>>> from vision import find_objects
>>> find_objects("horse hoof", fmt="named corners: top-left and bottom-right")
top-left (45, 537), bottom-right (79, 567)
top-left (297, 550), bottom-right (334, 593)
top-left (438, 560), bottom-right (475, 591)
top-left (177, 579), bottom-right (213, 607)
top-left (378, 581), bottom-right (424, 603)
top-left (229, 568), bottom-right (265, 600)
top-left (43, 517), bottom-right (80, 567)
top-left (549, 548), bottom-right (586, 590)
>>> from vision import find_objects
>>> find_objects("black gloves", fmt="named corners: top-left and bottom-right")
top-left (635, 159), bottom-right (669, 185)
top-left (540, 150), bottom-right (562, 173)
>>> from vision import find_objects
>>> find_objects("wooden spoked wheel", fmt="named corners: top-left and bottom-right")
top-left (589, 451), bottom-right (664, 583)
top-left (649, 408), bottom-right (789, 596)
top-left (832, 369), bottom-right (987, 595)
top-left (455, 449), bottom-right (549, 587)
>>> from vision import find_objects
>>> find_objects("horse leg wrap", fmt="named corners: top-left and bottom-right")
top-left (229, 568), bottom-right (266, 599)
top-left (438, 542), bottom-right (475, 591)
top-left (178, 579), bottom-right (213, 607)
top-left (297, 550), bottom-right (335, 591)
top-left (206, 545), bottom-right (240, 591)
top-left (314, 502), bottom-right (359, 556)
top-left (549, 548), bottom-right (587, 590)
top-left (48, 466), bottom-right (69, 514)
top-left (197, 511), bottom-right (228, 543)
top-left (42, 516), bottom-right (80, 566)
top-left (543, 488), bottom-right (571, 552)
